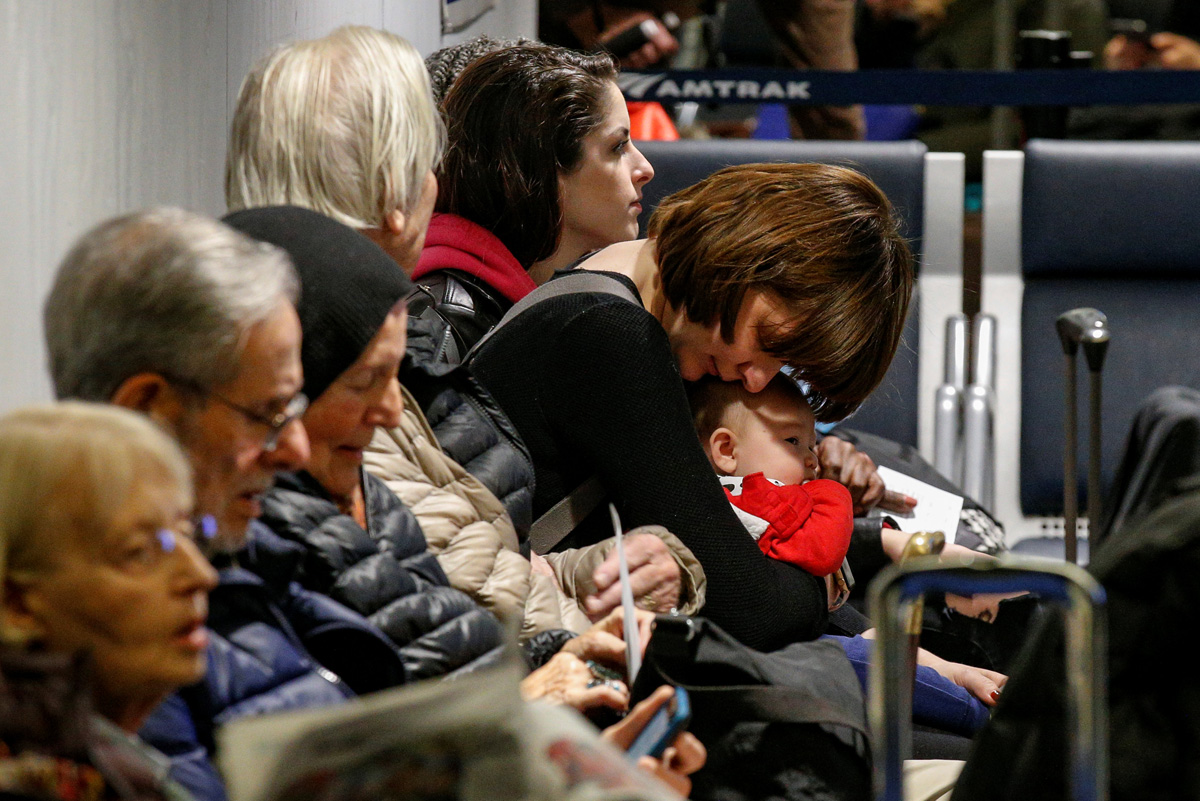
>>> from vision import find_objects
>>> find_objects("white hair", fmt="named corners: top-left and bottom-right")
top-left (225, 25), bottom-right (444, 228)
top-left (44, 207), bottom-right (299, 402)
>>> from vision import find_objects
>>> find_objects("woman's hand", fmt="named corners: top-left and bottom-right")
top-left (520, 652), bottom-right (628, 713)
top-left (598, 11), bottom-right (680, 69)
top-left (816, 436), bottom-right (916, 516)
top-left (882, 535), bottom-right (995, 567)
top-left (880, 538), bottom-right (1024, 618)
top-left (603, 686), bottom-right (707, 796)
top-left (586, 530), bottom-right (682, 621)
top-left (917, 648), bottom-right (1008, 706)
top-left (1150, 32), bottom-right (1200, 71)
top-left (1104, 32), bottom-right (1200, 71)
top-left (560, 606), bottom-right (656, 671)
top-left (1104, 34), bottom-right (1156, 70)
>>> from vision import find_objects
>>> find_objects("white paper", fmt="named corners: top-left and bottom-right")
top-left (610, 503), bottom-right (641, 685)
top-left (218, 656), bottom-right (681, 801)
top-left (870, 466), bottom-right (963, 544)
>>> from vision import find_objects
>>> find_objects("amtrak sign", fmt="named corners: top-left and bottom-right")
top-left (620, 72), bottom-right (810, 102)
top-left (618, 69), bottom-right (1200, 106)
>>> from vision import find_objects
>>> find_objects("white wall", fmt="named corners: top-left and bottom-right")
top-left (0, 0), bottom-right (534, 413)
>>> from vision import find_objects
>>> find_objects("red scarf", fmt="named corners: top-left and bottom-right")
top-left (413, 213), bottom-right (537, 304)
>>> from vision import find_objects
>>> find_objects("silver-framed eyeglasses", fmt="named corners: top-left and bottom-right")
top-left (206, 390), bottom-right (308, 451)
top-left (156, 514), bottom-right (219, 555)
top-left (116, 514), bottom-right (220, 574)
top-left (168, 376), bottom-right (307, 452)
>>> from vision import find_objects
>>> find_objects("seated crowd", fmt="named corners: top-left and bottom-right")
top-left (3, 24), bottom-right (1020, 801)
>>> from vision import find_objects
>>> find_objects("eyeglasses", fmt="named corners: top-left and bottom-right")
top-left (116, 514), bottom-right (219, 574)
top-left (168, 376), bottom-right (307, 452)
top-left (156, 514), bottom-right (219, 554)
top-left (206, 389), bottom-right (308, 452)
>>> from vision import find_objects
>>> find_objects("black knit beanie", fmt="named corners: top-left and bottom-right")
top-left (222, 206), bottom-right (413, 401)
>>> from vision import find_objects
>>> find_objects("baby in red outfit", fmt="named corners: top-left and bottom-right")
top-left (689, 374), bottom-right (854, 606)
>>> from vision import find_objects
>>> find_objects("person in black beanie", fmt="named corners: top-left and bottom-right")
top-left (223, 205), bottom-right (413, 414)
top-left (223, 205), bottom-right (508, 681)
top-left (222, 207), bottom-right (707, 791)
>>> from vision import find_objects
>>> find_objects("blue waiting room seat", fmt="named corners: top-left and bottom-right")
top-left (981, 139), bottom-right (1200, 552)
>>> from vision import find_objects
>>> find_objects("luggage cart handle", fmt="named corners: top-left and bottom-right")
top-left (1057, 307), bottom-right (1110, 371)
top-left (868, 556), bottom-right (1107, 801)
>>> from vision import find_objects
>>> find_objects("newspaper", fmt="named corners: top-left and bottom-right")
top-left (870, 465), bottom-right (964, 544)
top-left (216, 655), bottom-right (681, 801)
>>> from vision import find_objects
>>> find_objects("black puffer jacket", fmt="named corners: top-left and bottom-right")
top-left (258, 470), bottom-right (506, 681)
top-left (402, 312), bottom-right (536, 538)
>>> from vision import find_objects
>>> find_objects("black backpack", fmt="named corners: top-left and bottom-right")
top-left (632, 616), bottom-right (872, 801)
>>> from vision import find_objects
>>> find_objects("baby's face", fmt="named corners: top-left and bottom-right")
top-left (731, 393), bottom-right (819, 485)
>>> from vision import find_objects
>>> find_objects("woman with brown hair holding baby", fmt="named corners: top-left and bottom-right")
top-left (468, 161), bottom-right (914, 650)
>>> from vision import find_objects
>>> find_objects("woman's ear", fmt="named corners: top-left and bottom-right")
top-left (707, 427), bottom-right (740, 476)
top-left (383, 208), bottom-right (409, 240)
top-left (2, 576), bottom-right (47, 644)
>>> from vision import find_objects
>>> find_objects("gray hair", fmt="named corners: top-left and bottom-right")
top-left (0, 401), bottom-right (192, 643)
top-left (225, 25), bottom-right (444, 228)
top-left (424, 35), bottom-right (532, 105)
top-left (44, 207), bottom-right (299, 402)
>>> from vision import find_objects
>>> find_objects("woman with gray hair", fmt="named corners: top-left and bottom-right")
top-left (226, 25), bottom-right (440, 275)
top-left (0, 402), bottom-right (217, 801)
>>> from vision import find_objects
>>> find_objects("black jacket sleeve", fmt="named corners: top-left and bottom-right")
top-left (538, 299), bottom-right (829, 649)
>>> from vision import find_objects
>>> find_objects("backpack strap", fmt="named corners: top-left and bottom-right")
top-left (467, 270), bottom-right (642, 553)
top-left (528, 475), bottom-right (608, 555)
top-left (464, 270), bottom-right (641, 364)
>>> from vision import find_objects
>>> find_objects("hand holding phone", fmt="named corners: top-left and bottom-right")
top-left (603, 685), bottom-right (706, 796)
top-left (626, 686), bottom-right (691, 760)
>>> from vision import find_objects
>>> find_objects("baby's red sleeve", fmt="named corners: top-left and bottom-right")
top-left (728, 474), bottom-right (853, 576)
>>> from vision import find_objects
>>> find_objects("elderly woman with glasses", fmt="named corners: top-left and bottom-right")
top-left (0, 402), bottom-right (218, 801)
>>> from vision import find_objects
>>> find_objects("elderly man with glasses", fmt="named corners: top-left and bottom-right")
top-left (44, 206), bottom-right (311, 550)
top-left (43, 207), bottom-right (410, 801)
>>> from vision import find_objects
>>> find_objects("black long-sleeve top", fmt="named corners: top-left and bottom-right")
top-left (469, 273), bottom-right (829, 650)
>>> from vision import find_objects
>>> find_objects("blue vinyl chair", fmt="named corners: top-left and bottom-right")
top-left (981, 139), bottom-right (1200, 554)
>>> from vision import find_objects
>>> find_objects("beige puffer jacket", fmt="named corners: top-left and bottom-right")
top-left (364, 386), bottom-right (705, 641)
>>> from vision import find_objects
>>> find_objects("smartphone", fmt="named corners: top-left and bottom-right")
top-left (1110, 18), bottom-right (1154, 45)
top-left (596, 12), bottom-right (681, 59)
top-left (626, 687), bottom-right (691, 760)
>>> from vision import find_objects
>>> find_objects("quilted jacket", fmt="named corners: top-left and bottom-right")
top-left (364, 388), bottom-right (706, 640)
top-left (402, 312), bottom-right (536, 537)
top-left (257, 470), bottom-right (507, 681)
top-left (140, 523), bottom-right (404, 801)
